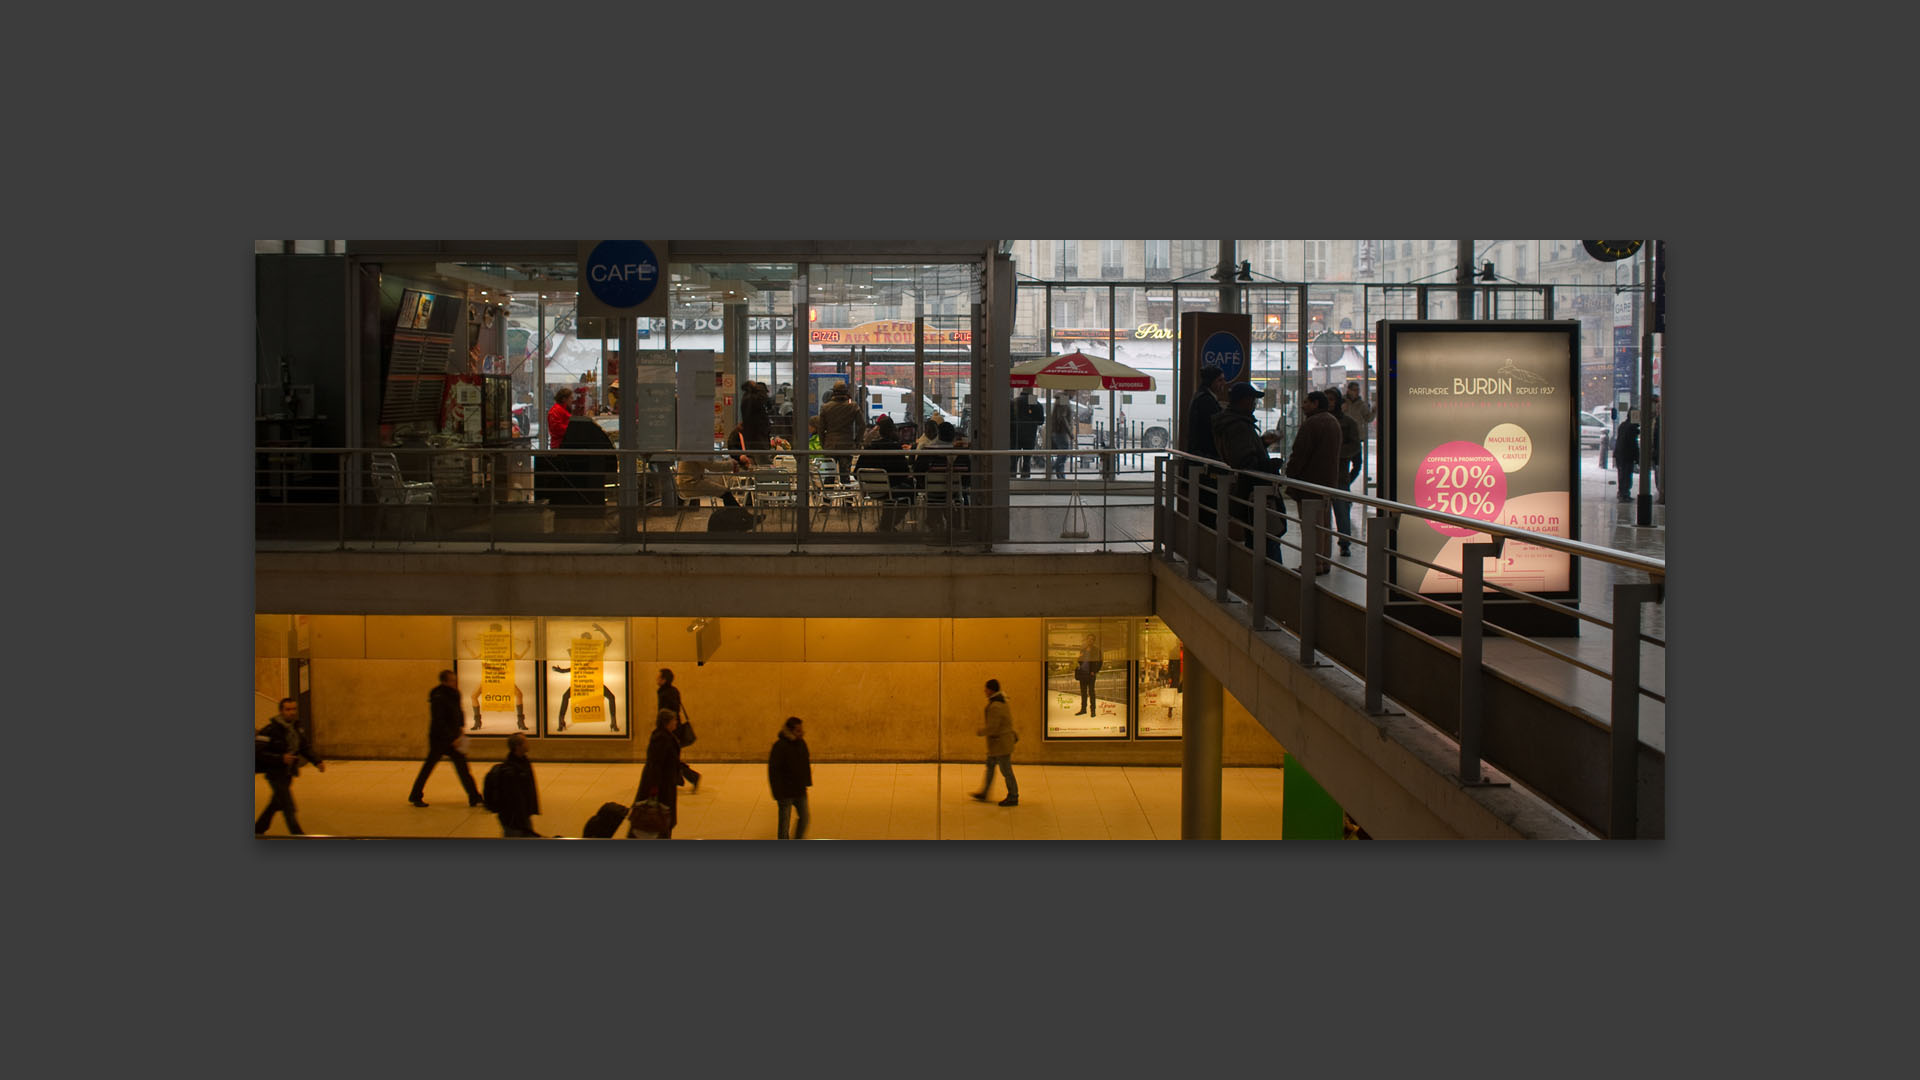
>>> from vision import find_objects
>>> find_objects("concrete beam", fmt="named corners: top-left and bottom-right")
top-left (1151, 559), bottom-right (1592, 840)
top-left (257, 551), bottom-right (1155, 620)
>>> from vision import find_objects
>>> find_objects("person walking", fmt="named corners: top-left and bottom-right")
top-left (1327, 389), bottom-right (1362, 557)
top-left (657, 668), bottom-right (699, 794)
top-left (409, 669), bottom-right (483, 808)
top-left (970, 679), bottom-right (1019, 806)
top-left (631, 709), bottom-right (685, 839)
top-left (1073, 639), bottom-right (1103, 716)
top-left (1012, 389), bottom-right (1044, 478)
top-left (255, 697), bottom-right (324, 835)
top-left (767, 716), bottom-right (812, 839)
top-left (1615, 410), bottom-right (1640, 502)
top-left (491, 734), bottom-right (542, 837)
top-left (1184, 365), bottom-right (1228, 529)
top-left (1285, 390), bottom-right (1344, 575)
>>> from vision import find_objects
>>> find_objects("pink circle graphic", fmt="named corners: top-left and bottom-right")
top-left (1415, 441), bottom-right (1508, 536)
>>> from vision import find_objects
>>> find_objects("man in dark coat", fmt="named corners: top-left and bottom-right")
top-left (558, 414), bottom-right (616, 505)
top-left (1073, 639), bottom-right (1103, 716)
top-left (492, 734), bottom-right (542, 837)
top-left (630, 709), bottom-right (684, 839)
top-left (818, 383), bottom-right (866, 485)
top-left (740, 382), bottom-right (772, 451)
top-left (256, 697), bottom-right (324, 835)
top-left (1012, 390), bottom-right (1044, 478)
top-left (1211, 382), bottom-right (1285, 563)
top-left (864, 416), bottom-right (914, 532)
top-left (1286, 390), bottom-right (1345, 574)
top-left (767, 716), bottom-right (813, 839)
top-left (1183, 365), bottom-right (1228, 529)
top-left (658, 667), bottom-right (698, 793)
top-left (409, 669), bottom-right (482, 808)
top-left (1327, 390), bottom-right (1362, 557)
top-left (1615, 411), bottom-right (1640, 501)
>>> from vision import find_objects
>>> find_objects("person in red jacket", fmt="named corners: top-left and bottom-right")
top-left (547, 387), bottom-right (575, 450)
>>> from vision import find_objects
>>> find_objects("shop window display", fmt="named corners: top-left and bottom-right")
top-left (543, 617), bottom-right (628, 737)
top-left (1135, 617), bottom-right (1184, 739)
top-left (453, 618), bottom-right (539, 735)
top-left (1043, 619), bottom-right (1129, 739)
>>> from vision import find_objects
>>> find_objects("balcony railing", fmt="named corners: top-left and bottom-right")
top-left (1152, 450), bottom-right (1665, 839)
top-left (255, 445), bottom-right (1172, 552)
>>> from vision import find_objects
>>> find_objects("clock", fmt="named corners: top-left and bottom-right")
top-left (1583, 240), bottom-right (1643, 261)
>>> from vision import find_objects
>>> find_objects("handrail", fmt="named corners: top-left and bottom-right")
top-left (1163, 448), bottom-right (1665, 577)
top-left (1153, 448), bottom-right (1665, 838)
top-left (255, 444), bottom-right (1178, 552)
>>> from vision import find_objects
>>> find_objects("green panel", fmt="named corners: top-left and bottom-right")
top-left (1281, 753), bottom-right (1346, 839)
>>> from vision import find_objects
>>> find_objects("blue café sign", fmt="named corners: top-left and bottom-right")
top-left (1202, 330), bottom-right (1246, 382)
top-left (584, 240), bottom-right (661, 310)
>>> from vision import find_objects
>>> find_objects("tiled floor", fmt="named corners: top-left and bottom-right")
top-left (255, 760), bottom-right (1288, 840)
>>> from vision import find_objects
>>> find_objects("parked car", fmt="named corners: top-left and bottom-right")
top-left (1577, 412), bottom-right (1608, 448)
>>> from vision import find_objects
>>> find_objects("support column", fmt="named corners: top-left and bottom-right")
top-left (1180, 652), bottom-right (1223, 839)
top-left (617, 316), bottom-right (638, 542)
top-left (1456, 239), bottom-right (1475, 319)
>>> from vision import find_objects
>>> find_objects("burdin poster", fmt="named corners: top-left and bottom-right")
top-left (1385, 323), bottom-right (1578, 596)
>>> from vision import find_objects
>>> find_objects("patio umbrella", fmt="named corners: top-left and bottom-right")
top-left (1010, 350), bottom-right (1151, 539)
top-left (1010, 350), bottom-right (1156, 391)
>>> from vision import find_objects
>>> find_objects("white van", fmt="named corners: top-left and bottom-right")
top-left (865, 385), bottom-right (951, 426)
top-left (1113, 389), bottom-right (1177, 449)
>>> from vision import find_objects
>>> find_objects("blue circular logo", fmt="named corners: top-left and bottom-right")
top-left (584, 241), bottom-right (660, 310)
top-left (1202, 331), bottom-right (1246, 382)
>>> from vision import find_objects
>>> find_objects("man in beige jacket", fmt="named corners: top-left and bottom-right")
top-left (971, 679), bottom-right (1019, 806)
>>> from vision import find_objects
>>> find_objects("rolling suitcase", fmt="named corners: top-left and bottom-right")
top-left (581, 801), bottom-right (629, 838)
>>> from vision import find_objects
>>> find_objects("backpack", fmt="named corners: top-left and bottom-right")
top-left (707, 505), bottom-right (755, 532)
top-left (481, 762), bottom-right (506, 813)
top-left (581, 801), bottom-right (629, 838)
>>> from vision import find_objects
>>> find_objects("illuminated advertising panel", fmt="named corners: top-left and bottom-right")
top-left (543, 618), bottom-right (629, 738)
top-left (1383, 322), bottom-right (1579, 598)
top-left (453, 618), bottom-right (539, 736)
top-left (1043, 619), bottom-right (1130, 739)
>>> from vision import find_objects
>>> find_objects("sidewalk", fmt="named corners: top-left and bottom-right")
top-left (255, 761), bottom-right (1290, 840)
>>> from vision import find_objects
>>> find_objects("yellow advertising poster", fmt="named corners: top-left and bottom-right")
top-left (545, 619), bottom-right (624, 735)
top-left (568, 637), bottom-right (605, 724)
top-left (480, 630), bottom-right (514, 711)
top-left (453, 618), bottom-right (536, 735)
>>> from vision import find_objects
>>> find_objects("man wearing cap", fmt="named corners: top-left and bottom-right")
top-left (1211, 382), bottom-right (1285, 564)
top-left (1286, 390), bottom-right (1344, 575)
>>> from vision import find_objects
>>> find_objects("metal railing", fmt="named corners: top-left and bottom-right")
top-left (254, 445), bottom-right (1173, 552)
top-left (1153, 449), bottom-right (1665, 839)
top-left (253, 441), bottom-right (1664, 836)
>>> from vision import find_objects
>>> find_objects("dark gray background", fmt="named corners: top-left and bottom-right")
top-left (23, 5), bottom-right (1878, 1077)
